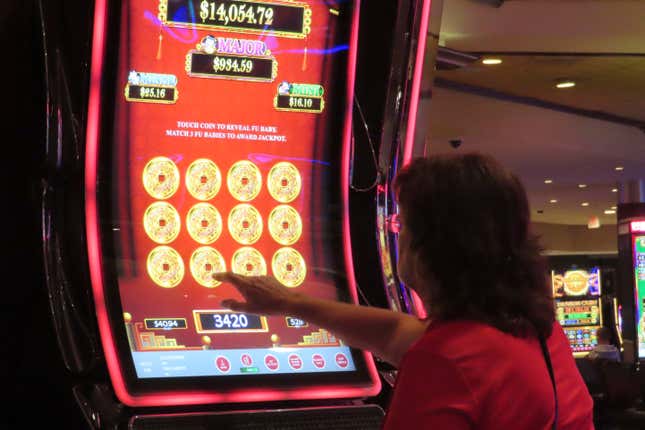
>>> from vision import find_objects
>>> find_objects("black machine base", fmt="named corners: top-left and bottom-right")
top-left (130, 404), bottom-right (385, 430)
top-left (71, 383), bottom-right (386, 430)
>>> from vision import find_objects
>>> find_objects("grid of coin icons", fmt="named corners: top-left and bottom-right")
top-left (142, 156), bottom-right (306, 288)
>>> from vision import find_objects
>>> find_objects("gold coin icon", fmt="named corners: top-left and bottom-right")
top-left (268, 205), bottom-right (302, 245)
top-left (186, 203), bottom-right (223, 244)
top-left (190, 247), bottom-right (226, 288)
top-left (143, 201), bottom-right (181, 244)
top-left (267, 161), bottom-right (301, 203)
top-left (228, 204), bottom-right (263, 245)
top-left (185, 158), bottom-right (222, 200)
top-left (227, 160), bottom-right (262, 202)
top-left (231, 247), bottom-right (267, 276)
top-left (272, 247), bottom-right (306, 288)
top-left (142, 156), bottom-right (180, 199)
top-left (147, 246), bottom-right (185, 288)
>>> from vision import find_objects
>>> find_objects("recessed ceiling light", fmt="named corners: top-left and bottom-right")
top-left (615, 166), bottom-right (624, 171)
top-left (556, 80), bottom-right (576, 89)
top-left (544, 179), bottom-right (553, 184)
top-left (611, 206), bottom-right (617, 210)
top-left (581, 202), bottom-right (590, 207)
top-left (604, 209), bottom-right (616, 215)
top-left (549, 199), bottom-right (558, 203)
top-left (612, 188), bottom-right (618, 193)
top-left (578, 184), bottom-right (587, 188)
top-left (482, 58), bottom-right (502, 65)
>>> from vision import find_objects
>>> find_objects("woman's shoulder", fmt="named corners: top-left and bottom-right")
top-left (410, 319), bottom-right (505, 353)
top-left (412, 319), bottom-right (547, 359)
top-left (423, 319), bottom-right (501, 338)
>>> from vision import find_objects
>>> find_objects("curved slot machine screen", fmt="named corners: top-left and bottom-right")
top-left (86, 0), bottom-right (380, 406)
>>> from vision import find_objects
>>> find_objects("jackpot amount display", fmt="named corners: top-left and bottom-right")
top-left (109, 0), bottom-right (359, 378)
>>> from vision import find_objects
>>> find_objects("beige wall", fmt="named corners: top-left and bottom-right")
top-left (532, 222), bottom-right (617, 255)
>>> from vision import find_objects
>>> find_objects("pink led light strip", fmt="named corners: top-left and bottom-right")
top-left (402, 0), bottom-right (432, 319)
top-left (402, 0), bottom-right (432, 165)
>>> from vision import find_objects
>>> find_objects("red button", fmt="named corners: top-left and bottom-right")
top-left (312, 353), bottom-right (326, 369)
top-left (288, 353), bottom-right (303, 370)
top-left (335, 353), bottom-right (348, 368)
top-left (215, 356), bottom-right (231, 373)
top-left (240, 353), bottom-right (253, 367)
top-left (264, 354), bottom-right (279, 371)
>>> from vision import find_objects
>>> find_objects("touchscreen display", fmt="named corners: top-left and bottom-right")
top-left (107, 0), bottom-right (360, 379)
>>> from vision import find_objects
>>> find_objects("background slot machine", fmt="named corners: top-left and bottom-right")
top-left (617, 215), bottom-right (645, 363)
top-left (552, 266), bottom-right (603, 357)
top-left (631, 223), bottom-right (645, 360)
top-left (37, 0), bottom-right (432, 427)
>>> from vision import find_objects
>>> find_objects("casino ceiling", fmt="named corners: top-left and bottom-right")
top-left (420, 0), bottom-right (645, 227)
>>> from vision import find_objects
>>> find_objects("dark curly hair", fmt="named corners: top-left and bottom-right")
top-left (393, 152), bottom-right (555, 338)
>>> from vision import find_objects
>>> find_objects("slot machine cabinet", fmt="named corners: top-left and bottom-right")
top-left (39, 0), bottom-right (433, 427)
top-left (551, 265), bottom-right (604, 358)
top-left (548, 255), bottom-right (621, 357)
top-left (616, 203), bottom-right (645, 364)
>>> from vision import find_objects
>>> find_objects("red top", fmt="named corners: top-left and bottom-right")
top-left (382, 321), bottom-right (594, 429)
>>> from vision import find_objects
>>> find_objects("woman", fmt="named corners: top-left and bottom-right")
top-left (214, 152), bottom-right (594, 429)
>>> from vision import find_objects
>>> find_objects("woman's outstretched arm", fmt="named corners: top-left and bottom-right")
top-left (213, 272), bottom-right (428, 366)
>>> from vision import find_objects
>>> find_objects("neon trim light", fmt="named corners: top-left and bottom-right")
top-left (402, 0), bottom-right (432, 319)
top-left (402, 0), bottom-right (432, 164)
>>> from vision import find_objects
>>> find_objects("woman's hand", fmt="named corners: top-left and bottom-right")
top-left (213, 272), bottom-right (303, 315)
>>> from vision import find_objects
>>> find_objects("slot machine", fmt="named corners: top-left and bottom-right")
top-left (551, 266), bottom-right (603, 357)
top-left (616, 206), bottom-right (645, 364)
top-left (630, 222), bottom-right (645, 361)
top-left (39, 0), bottom-right (432, 427)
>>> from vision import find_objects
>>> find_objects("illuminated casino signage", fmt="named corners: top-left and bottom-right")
top-left (555, 299), bottom-right (600, 327)
top-left (631, 220), bottom-right (645, 233)
top-left (552, 268), bottom-right (600, 298)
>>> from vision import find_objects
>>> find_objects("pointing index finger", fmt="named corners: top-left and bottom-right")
top-left (212, 271), bottom-right (250, 287)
